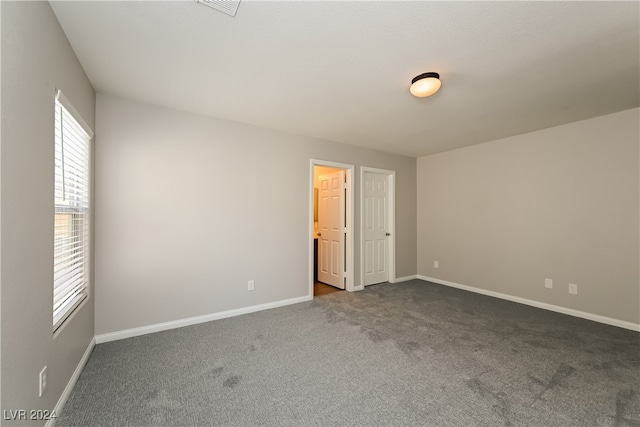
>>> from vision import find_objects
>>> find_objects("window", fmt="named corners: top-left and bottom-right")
top-left (53, 92), bottom-right (91, 331)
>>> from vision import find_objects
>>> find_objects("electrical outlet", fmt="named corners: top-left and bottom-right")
top-left (434, 260), bottom-right (439, 269)
top-left (545, 278), bottom-right (553, 289)
top-left (568, 283), bottom-right (578, 295)
top-left (248, 280), bottom-right (255, 291)
top-left (39, 366), bottom-right (47, 397)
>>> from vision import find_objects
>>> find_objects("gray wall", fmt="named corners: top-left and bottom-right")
top-left (417, 108), bottom-right (640, 324)
top-left (94, 94), bottom-right (417, 335)
top-left (1, 2), bottom-right (96, 423)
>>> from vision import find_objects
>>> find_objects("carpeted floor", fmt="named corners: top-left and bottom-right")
top-left (58, 280), bottom-right (639, 426)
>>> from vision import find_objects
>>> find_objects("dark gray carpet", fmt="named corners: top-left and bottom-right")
top-left (58, 280), bottom-right (639, 426)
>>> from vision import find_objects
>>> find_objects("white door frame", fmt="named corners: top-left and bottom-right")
top-left (359, 167), bottom-right (396, 289)
top-left (309, 160), bottom-right (355, 296)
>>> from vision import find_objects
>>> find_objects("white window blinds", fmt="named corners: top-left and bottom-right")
top-left (53, 94), bottom-right (91, 331)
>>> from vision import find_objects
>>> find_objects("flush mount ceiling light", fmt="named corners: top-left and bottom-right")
top-left (410, 72), bottom-right (441, 98)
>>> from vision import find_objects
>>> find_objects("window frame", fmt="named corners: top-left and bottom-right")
top-left (53, 90), bottom-right (93, 333)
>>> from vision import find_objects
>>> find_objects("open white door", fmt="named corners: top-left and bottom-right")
top-left (363, 171), bottom-right (390, 286)
top-left (318, 170), bottom-right (345, 289)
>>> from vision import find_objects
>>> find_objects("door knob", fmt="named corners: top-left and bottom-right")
top-left (385, 232), bottom-right (391, 236)
top-left (317, 233), bottom-right (322, 237)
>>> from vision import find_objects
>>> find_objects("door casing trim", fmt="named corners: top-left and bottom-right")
top-left (309, 160), bottom-right (355, 296)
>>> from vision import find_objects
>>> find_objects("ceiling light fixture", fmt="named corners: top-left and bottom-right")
top-left (410, 72), bottom-right (441, 98)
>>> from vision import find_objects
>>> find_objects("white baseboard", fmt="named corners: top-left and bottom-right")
top-left (417, 275), bottom-right (640, 332)
top-left (95, 295), bottom-right (313, 344)
top-left (359, 275), bottom-right (418, 289)
top-left (47, 338), bottom-right (95, 427)
top-left (391, 275), bottom-right (418, 283)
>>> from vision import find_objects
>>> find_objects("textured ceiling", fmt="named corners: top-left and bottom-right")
top-left (49, 1), bottom-right (639, 158)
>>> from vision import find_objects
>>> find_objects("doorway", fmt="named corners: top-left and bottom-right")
top-left (309, 160), bottom-right (354, 297)
top-left (361, 167), bottom-right (396, 287)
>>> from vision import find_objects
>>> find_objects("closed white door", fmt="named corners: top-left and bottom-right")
top-left (364, 171), bottom-right (389, 286)
top-left (318, 170), bottom-right (345, 289)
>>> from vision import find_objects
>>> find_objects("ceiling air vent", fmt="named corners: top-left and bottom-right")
top-left (196, 0), bottom-right (240, 17)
